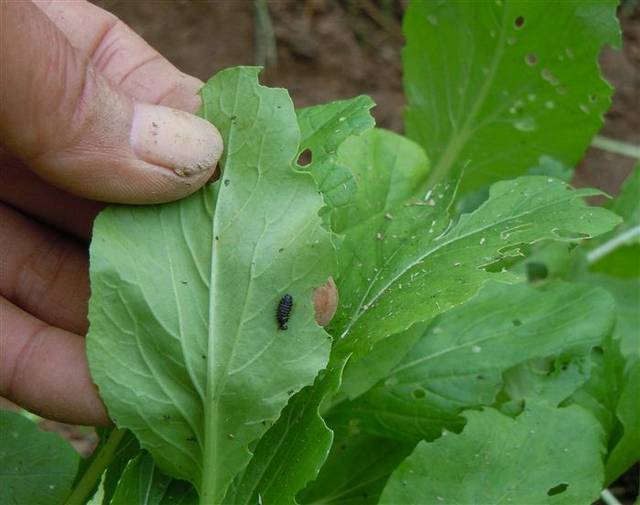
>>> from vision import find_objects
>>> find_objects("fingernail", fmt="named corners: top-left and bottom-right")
top-left (130, 103), bottom-right (223, 177)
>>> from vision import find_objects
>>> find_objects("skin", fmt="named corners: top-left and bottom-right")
top-left (0, 1), bottom-right (338, 427)
top-left (0, 0), bottom-right (222, 427)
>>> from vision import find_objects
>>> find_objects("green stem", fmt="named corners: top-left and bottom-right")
top-left (64, 428), bottom-right (128, 505)
top-left (587, 225), bottom-right (640, 264)
top-left (254, 0), bottom-right (277, 68)
top-left (591, 135), bottom-right (640, 160)
top-left (600, 489), bottom-right (622, 505)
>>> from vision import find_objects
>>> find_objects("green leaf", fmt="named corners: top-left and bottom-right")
top-left (226, 357), bottom-right (347, 505)
top-left (403, 0), bottom-right (621, 192)
top-left (298, 431), bottom-right (412, 505)
top-left (605, 361), bottom-right (640, 484)
top-left (0, 409), bottom-right (79, 505)
top-left (328, 281), bottom-right (614, 442)
top-left (334, 173), bottom-right (620, 361)
top-left (111, 452), bottom-right (196, 505)
top-left (331, 128), bottom-right (433, 235)
top-left (379, 403), bottom-right (605, 505)
top-left (296, 96), bottom-right (375, 213)
top-left (87, 67), bottom-right (334, 502)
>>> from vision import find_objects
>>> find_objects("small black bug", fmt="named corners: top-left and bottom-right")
top-left (277, 294), bottom-right (293, 330)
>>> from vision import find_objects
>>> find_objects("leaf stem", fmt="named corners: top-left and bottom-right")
top-left (64, 428), bottom-right (128, 505)
top-left (600, 489), bottom-right (622, 505)
top-left (586, 225), bottom-right (640, 264)
top-left (591, 135), bottom-right (640, 160)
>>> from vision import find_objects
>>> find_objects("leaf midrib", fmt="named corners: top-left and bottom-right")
top-left (424, 5), bottom-right (508, 188)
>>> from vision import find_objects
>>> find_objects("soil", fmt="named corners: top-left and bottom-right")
top-left (11, 0), bottom-right (639, 502)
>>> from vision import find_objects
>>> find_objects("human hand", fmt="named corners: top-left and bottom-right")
top-left (0, 0), bottom-right (223, 426)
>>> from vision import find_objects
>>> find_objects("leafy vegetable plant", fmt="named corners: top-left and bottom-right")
top-left (3, 2), bottom-right (638, 504)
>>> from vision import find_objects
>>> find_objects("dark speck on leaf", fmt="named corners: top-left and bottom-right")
top-left (215, 236), bottom-right (219, 240)
top-left (287, 389), bottom-right (294, 395)
top-left (513, 319), bottom-right (522, 326)
top-left (278, 248), bottom-right (284, 252)
top-left (186, 436), bottom-right (196, 442)
top-left (224, 179), bottom-right (230, 186)
top-left (181, 281), bottom-right (188, 285)
top-left (227, 434), bottom-right (235, 439)
top-left (201, 354), bottom-right (206, 359)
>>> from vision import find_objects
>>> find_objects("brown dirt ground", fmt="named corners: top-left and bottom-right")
top-left (7, 0), bottom-right (639, 502)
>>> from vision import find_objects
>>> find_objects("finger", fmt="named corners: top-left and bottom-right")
top-left (0, 2), bottom-right (223, 204)
top-left (33, 0), bottom-right (203, 112)
top-left (0, 152), bottom-right (102, 241)
top-left (0, 203), bottom-right (90, 335)
top-left (0, 297), bottom-right (109, 426)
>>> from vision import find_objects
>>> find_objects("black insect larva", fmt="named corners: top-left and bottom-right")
top-left (277, 294), bottom-right (294, 330)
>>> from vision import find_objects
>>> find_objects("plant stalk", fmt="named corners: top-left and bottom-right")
top-left (586, 225), bottom-right (640, 264)
top-left (64, 428), bottom-right (128, 505)
top-left (600, 488), bottom-right (622, 505)
top-left (591, 135), bottom-right (640, 160)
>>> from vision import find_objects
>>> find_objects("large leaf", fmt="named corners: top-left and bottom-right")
top-left (403, 0), bottom-right (621, 192)
top-left (87, 67), bottom-right (334, 502)
top-left (226, 358), bottom-right (347, 505)
top-left (333, 173), bottom-right (620, 361)
top-left (296, 96), bottom-right (375, 213)
top-left (0, 409), bottom-right (79, 505)
top-left (328, 281), bottom-right (615, 442)
top-left (379, 403), bottom-right (605, 505)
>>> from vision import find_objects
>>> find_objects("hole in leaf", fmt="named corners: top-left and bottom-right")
top-left (514, 16), bottom-right (525, 28)
top-left (526, 262), bottom-right (548, 282)
top-left (525, 53), bottom-right (538, 66)
top-left (412, 388), bottom-right (426, 399)
top-left (297, 148), bottom-right (312, 167)
top-left (547, 483), bottom-right (569, 496)
top-left (552, 228), bottom-right (590, 240)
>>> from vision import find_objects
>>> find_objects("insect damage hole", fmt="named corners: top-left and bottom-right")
top-left (547, 483), bottom-right (568, 496)
top-left (297, 148), bottom-right (312, 168)
top-left (277, 294), bottom-right (294, 330)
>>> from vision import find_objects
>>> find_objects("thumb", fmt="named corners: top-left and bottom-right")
top-left (0, 2), bottom-right (222, 204)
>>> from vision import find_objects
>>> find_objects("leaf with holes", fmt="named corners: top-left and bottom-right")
top-left (380, 403), bottom-right (605, 505)
top-left (297, 96), bottom-right (375, 216)
top-left (403, 0), bottom-right (621, 193)
top-left (87, 67), bottom-right (335, 503)
top-left (332, 170), bottom-right (620, 366)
